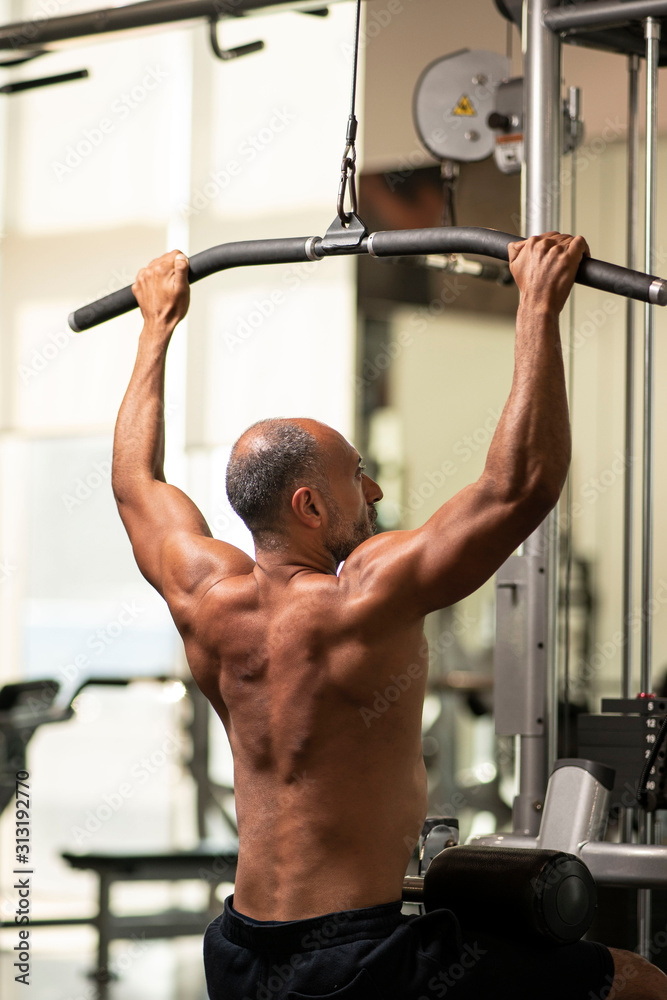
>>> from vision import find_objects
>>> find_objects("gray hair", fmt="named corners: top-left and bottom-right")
top-left (226, 419), bottom-right (328, 547)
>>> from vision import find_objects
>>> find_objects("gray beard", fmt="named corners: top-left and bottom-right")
top-left (325, 503), bottom-right (378, 564)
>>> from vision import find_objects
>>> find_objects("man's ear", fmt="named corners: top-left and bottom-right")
top-left (291, 486), bottom-right (323, 529)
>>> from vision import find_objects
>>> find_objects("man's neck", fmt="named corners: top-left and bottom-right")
top-left (254, 541), bottom-right (338, 578)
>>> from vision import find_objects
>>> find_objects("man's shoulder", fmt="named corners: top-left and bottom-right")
top-left (338, 528), bottom-right (420, 591)
top-left (162, 535), bottom-right (256, 629)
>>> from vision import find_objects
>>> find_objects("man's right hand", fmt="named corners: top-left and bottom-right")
top-left (132, 249), bottom-right (191, 332)
top-left (508, 231), bottom-right (590, 315)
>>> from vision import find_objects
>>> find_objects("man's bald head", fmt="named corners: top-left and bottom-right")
top-left (226, 418), bottom-right (332, 549)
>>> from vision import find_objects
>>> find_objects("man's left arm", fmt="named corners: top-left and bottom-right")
top-left (112, 251), bottom-right (253, 618)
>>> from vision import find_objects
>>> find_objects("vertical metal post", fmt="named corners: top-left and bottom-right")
top-left (514, 0), bottom-right (561, 835)
top-left (641, 24), bottom-right (658, 697)
top-left (623, 54), bottom-right (639, 703)
top-left (638, 15), bottom-right (660, 958)
top-left (524, 0), bottom-right (561, 236)
top-left (622, 53), bottom-right (640, 850)
top-left (559, 85), bottom-right (581, 769)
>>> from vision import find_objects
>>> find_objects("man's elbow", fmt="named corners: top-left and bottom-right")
top-left (111, 468), bottom-right (129, 507)
top-left (531, 449), bottom-right (570, 512)
top-left (518, 459), bottom-right (567, 514)
top-left (484, 467), bottom-right (565, 523)
top-left (111, 451), bottom-right (127, 505)
top-left (111, 463), bottom-right (160, 508)
top-left (523, 476), bottom-right (563, 517)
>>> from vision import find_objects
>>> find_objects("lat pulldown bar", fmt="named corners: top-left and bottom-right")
top-left (68, 226), bottom-right (667, 332)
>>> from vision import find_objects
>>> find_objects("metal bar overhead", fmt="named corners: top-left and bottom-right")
top-left (0, 0), bottom-right (340, 52)
top-left (544, 0), bottom-right (667, 33)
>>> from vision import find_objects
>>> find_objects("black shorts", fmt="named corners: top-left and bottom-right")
top-left (203, 895), bottom-right (615, 1000)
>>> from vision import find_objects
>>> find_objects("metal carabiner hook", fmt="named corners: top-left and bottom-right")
top-left (337, 145), bottom-right (358, 225)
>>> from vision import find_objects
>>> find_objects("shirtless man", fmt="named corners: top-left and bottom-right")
top-left (112, 234), bottom-right (667, 1000)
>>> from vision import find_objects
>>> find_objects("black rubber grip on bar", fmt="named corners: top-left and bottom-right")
top-left (69, 237), bottom-right (314, 332)
top-left (368, 228), bottom-right (667, 306)
top-left (69, 227), bottom-right (667, 332)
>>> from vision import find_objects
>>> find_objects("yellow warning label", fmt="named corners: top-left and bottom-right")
top-left (453, 94), bottom-right (476, 117)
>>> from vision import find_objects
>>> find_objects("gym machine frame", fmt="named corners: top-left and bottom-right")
top-left (472, 0), bottom-right (667, 961)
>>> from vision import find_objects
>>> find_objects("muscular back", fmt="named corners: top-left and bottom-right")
top-left (182, 564), bottom-right (430, 921)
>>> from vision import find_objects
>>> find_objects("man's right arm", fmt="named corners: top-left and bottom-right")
top-left (112, 251), bottom-right (255, 632)
top-left (341, 232), bottom-right (588, 618)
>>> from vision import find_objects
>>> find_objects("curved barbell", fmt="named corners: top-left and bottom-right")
top-left (68, 227), bottom-right (667, 333)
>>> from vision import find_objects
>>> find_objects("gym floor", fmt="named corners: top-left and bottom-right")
top-left (0, 928), bottom-right (209, 999)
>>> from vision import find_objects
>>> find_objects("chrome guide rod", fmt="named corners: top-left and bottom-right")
top-left (638, 15), bottom-right (660, 959)
top-left (622, 54), bottom-right (640, 850)
top-left (559, 85), bottom-right (581, 773)
top-left (641, 16), bottom-right (659, 706)
top-left (624, 55), bottom-right (640, 703)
